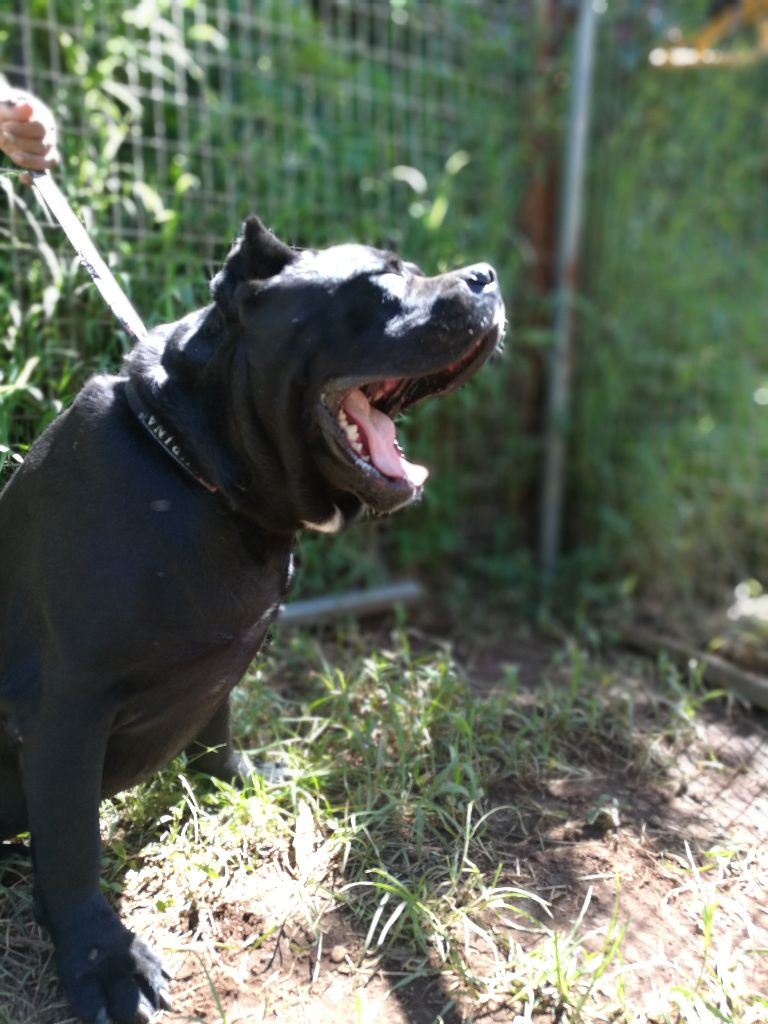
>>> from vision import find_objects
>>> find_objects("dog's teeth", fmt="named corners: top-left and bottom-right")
top-left (338, 410), bottom-right (349, 427)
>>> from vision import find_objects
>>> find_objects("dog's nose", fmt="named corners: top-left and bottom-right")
top-left (461, 263), bottom-right (497, 293)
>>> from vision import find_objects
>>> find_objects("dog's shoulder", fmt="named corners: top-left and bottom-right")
top-left (14, 372), bottom-right (120, 469)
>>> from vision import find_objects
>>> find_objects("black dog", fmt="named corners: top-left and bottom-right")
top-left (0, 216), bottom-right (504, 1023)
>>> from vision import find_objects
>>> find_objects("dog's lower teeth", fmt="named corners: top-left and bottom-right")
top-left (336, 407), bottom-right (370, 460)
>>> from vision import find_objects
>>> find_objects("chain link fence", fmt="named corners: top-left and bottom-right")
top-left (1, 0), bottom-right (767, 605)
top-left (2, 0), bottom-right (522, 274)
top-left (0, 0), bottom-right (534, 598)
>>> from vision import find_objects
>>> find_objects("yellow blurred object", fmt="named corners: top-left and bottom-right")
top-left (649, 0), bottom-right (768, 68)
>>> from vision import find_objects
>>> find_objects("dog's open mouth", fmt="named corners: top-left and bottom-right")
top-left (318, 325), bottom-right (499, 503)
top-left (336, 387), bottom-right (429, 487)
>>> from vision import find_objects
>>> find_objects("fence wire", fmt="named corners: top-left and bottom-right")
top-left (1, 1), bottom-right (767, 604)
top-left (0, 0), bottom-right (529, 594)
top-left (2, 1), bottom-right (521, 273)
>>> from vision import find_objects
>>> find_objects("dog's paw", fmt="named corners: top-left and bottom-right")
top-left (208, 751), bottom-right (296, 787)
top-left (54, 897), bottom-right (171, 1024)
top-left (252, 759), bottom-right (295, 785)
top-left (222, 748), bottom-right (254, 787)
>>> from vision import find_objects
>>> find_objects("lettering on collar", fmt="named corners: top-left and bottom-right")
top-left (145, 414), bottom-right (190, 467)
top-left (125, 385), bottom-right (218, 495)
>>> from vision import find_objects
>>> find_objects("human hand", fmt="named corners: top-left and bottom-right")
top-left (0, 94), bottom-right (60, 183)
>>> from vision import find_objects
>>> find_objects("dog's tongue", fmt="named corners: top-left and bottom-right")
top-left (342, 389), bottom-right (429, 487)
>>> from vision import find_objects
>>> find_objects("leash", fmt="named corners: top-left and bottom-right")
top-left (27, 170), bottom-right (217, 493)
top-left (29, 169), bottom-right (148, 343)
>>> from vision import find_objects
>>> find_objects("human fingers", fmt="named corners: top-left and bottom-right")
top-left (1, 132), bottom-right (52, 159)
top-left (0, 99), bottom-right (35, 122)
top-left (0, 98), bottom-right (57, 147)
top-left (3, 118), bottom-right (48, 141)
top-left (0, 96), bottom-right (59, 181)
top-left (2, 125), bottom-right (53, 154)
top-left (7, 145), bottom-right (60, 172)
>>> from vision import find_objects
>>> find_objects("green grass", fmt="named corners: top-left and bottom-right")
top-left (14, 627), bottom-right (739, 1023)
top-left (1, 624), bottom-right (765, 1021)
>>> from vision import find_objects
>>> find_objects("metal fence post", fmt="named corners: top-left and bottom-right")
top-left (539, 0), bottom-right (599, 583)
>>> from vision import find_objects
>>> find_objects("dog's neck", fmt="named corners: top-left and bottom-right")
top-left (123, 381), bottom-right (218, 495)
top-left (122, 306), bottom-right (360, 535)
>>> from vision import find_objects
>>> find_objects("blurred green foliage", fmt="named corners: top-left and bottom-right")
top-left (574, 37), bottom-right (768, 604)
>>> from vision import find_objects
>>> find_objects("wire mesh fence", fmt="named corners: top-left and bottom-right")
top-left (1, 0), bottom-right (767, 604)
top-left (1, 0), bottom-right (523, 274)
top-left (0, 0), bottom-right (534, 596)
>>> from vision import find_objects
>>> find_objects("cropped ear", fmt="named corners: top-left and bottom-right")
top-left (211, 216), bottom-right (295, 312)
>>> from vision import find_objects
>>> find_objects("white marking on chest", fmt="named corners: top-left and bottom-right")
top-left (302, 506), bottom-right (344, 533)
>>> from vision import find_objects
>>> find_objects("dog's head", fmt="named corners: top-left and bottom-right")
top-left (170, 216), bottom-right (504, 531)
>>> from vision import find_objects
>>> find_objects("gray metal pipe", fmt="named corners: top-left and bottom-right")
top-left (539, 0), bottom-right (599, 582)
top-left (279, 579), bottom-right (425, 627)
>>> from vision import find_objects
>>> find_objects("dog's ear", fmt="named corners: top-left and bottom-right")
top-left (211, 216), bottom-right (294, 311)
top-left (238, 216), bottom-right (295, 278)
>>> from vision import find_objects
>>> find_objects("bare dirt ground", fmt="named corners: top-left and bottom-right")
top-left (1, 634), bottom-right (766, 1024)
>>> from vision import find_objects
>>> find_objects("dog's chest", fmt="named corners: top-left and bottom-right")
top-left (103, 599), bottom-right (279, 792)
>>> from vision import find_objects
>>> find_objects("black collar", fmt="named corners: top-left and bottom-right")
top-left (124, 382), bottom-right (218, 494)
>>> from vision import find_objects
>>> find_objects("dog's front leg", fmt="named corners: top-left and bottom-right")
top-left (21, 701), bottom-right (171, 1024)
